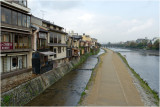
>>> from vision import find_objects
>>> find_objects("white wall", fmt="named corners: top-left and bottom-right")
top-left (50, 47), bottom-right (66, 60)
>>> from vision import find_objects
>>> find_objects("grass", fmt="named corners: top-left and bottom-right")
top-left (117, 52), bottom-right (159, 105)
top-left (1, 95), bottom-right (12, 106)
top-left (81, 91), bottom-right (86, 96)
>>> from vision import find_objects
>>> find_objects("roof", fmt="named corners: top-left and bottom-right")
top-left (48, 43), bottom-right (68, 47)
top-left (32, 15), bottom-right (64, 29)
top-left (39, 51), bottom-right (55, 56)
top-left (39, 28), bottom-right (48, 33)
top-left (71, 35), bottom-right (82, 39)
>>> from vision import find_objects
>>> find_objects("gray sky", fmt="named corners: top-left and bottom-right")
top-left (28, 0), bottom-right (159, 43)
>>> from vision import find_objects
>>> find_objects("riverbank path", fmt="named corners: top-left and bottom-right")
top-left (86, 48), bottom-right (144, 106)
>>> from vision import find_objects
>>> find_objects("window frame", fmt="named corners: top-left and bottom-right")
top-left (54, 34), bottom-right (57, 43)
top-left (54, 48), bottom-right (57, 58)
top-left (18, 12), bottom-right (22, 26)
top-left (58, 47), bottom-right (61, 53)
top-left (12, 11), bottom-right (18, 25)
top-left (27, 15), bottom-right (30, 28)
top-left (58, 35), bottom-right (61, 44)
top-left (2, 7), bottom-right (12, 24)
top-left (50, 33), bottom-right (53, 43)
top-left (22, 14), bottom-right (27, 27)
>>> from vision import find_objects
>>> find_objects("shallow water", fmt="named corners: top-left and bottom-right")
top-left (26, 49), bottom-right (105, 106)
top-left (109, 47), bottom-right (159, 95)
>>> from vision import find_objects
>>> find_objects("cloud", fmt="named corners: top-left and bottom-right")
top-left (127, 19), bottom-right (154, 33)
top-left (78, 14), bottom-right (94, 21)
top-left (28, 0), bottom-right (159, 43)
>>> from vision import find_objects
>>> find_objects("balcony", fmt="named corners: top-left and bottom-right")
top-left (0, 42), bottom-right (31, 52)
top-left (1, 0), bottom-right (30, 13)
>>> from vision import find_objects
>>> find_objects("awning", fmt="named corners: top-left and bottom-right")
top-left (0, 54), bottom-right (6, 56)
top-left (7, 52), bottom-right (28, 56)
top-left (39, 51), bottom-right (56, 56)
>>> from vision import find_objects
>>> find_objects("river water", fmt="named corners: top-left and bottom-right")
top-left (109, 48), bottom-right (159, 95)
top-left (26, 49), bottom-right (105, 106)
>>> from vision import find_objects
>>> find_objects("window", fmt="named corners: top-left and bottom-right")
top-left (41, 39), bottom-right (46, 48)
top-left (5, 8), bottom-right (11, 24)
top-left (15, 34), bottom-right (18, 43)
top-left (50, 47), bottom-right (53, 51)
top-left (12, 11), bottom-right (18, 25)
top-left (27, 16), bottom-right (30, 27)
top-left (54, 35), bottom-right (57, 43)
top-left (1, 32), bottom-right (11, 42)
top-left (58, 35), bottom-right (61, 44)
top-left (58, 47), bottom-right (61, 53)
top-left (1, 7), bottom-right (11, 24)
top-left (18, 13), bottom-right (22, 26)
top-left (22, 14), bottom-right (26, 27)
top-left (12, 57), bottom-right (18, 67)
top-left (1, 7), bottom-right (5, 23)
top-left (54, 48), bottom-right (57, 58)
top-left (50, 33), bottom-right (53, 43)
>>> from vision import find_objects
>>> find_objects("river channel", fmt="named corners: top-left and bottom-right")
top-left (109, 47), bottom-right (159, 96)
top-left (26, 49), bottom-right (105, 106)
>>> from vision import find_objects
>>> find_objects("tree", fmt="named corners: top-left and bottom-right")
top-left (153, 40), bottom-right (159, 50)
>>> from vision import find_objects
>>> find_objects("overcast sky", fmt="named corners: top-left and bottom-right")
top-left (28, 0), bottom-right (159, 43)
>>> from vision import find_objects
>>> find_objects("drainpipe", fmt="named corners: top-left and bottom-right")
top-left (33, 26), bottom-right (39, 51)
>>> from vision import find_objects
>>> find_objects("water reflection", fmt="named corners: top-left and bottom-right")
top-left (26, 49), bottom-right (105, 106)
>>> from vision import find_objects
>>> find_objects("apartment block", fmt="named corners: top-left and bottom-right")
top-left (0, 0), bottom-right (32, 78)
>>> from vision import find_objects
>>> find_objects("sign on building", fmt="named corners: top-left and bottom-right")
top-left (0, 42), bottom-right (13, 50)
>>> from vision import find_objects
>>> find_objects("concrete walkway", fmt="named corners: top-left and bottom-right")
top-left (86, 49), bottom-right (144, 106)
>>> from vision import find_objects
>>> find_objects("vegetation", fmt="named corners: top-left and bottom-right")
top-left (117, 52), bottom-right (159, 105)
top-left (81, 91), bottom-right (86, 96)
top-left (106, 39), bottom-right (159, 50)
top-left (1, 95), bottom-right (12, 106)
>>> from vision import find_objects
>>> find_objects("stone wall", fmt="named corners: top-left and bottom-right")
top-left (1, 58), bottom-right (79, 106)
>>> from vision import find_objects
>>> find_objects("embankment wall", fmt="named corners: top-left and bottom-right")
top-left (1, 58), bottom-right (80, 106)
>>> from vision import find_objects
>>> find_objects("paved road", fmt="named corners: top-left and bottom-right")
top-left (86, 48), bottom-right (144, 106)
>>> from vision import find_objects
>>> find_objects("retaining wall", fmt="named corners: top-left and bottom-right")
top-left (1, 58), bottom-right (80, 106)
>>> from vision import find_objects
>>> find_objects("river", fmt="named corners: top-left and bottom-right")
top-left (109, 47), bottom-right (159, 96)
top-left (26, 49), bottom-right (105, 106)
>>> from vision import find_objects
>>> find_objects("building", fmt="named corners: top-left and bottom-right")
top-left (91, 38), bottom-right (98, 53)
top-left (79, 40), bottom-right (86, 55)
top-left (82, 34), bottom-right (92, 53)
top-left (91, 38), bottom-right (97, 48)
top-left (0, 0), bottom-right (32, 77)
top-left (71, 35), bottom-right (82, 57)
top-left (66, 35), bottom-right (72, 60)
top-left (151, 37), bottom-right (160, 44)
top-left (42, 20), bottom-right (68, 68)
top-left (31, 16), bottom-right (55, 74)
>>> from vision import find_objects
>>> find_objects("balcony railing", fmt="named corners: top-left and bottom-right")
top-left (0, 42), bottom-right (32, 52)
top-left (14, 43), bottom-right (31, 49)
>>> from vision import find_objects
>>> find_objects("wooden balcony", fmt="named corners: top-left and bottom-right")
top-left (0, 42), bottom-right (32, 53)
